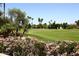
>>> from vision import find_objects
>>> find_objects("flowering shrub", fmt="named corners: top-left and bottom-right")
top-left (0, 36), bottom-right (79, 56)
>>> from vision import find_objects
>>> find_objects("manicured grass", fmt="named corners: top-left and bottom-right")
top-left (28, 29), bottom-right (79, 42)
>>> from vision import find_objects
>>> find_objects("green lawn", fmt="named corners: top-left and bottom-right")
top-left (28, 29), bottom-right (79, 42)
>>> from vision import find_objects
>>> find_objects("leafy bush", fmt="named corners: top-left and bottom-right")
top-left (0, 36), bottom-right (46, 56)
top-left (0, 23), bottom-right (15, 37)
top-left (34, 42), bottom-right (46, 56)
top-left (58, 41), bottom-right (67, 54)
top-left (66, 42), bottom-right (77, 55)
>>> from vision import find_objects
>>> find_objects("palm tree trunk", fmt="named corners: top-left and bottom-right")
top-left (3, 3), bottom-right (5, 20)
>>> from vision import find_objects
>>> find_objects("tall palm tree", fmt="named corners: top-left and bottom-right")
top-left (41, 18), bottom-right (43, 24)
top-left (3, 3), bottom-right (5, 20)
top-left (38, 18), bottom-right (43, 28)
top-left (27, 16), bottom-right (33, 24)
top-left (38, 18), bottom-right (43, 24)
top-left (38, 18), bottom-right (41, 24)
top-left (27, 16), bottom-right (34, 28)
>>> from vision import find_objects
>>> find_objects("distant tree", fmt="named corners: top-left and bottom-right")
top-left (48, 21), bottom-right (52, 29)
top-left (38, 18), bottom-right (43, 28)
top-left (56, 24), bottom-right (61, 29)
top-left (43, 23), bottom-right (48, 29)
top-left (27, 16), bottom-right (32, 19)
top-left (52, 21), bottom-right (56, 29)
top-left (49, 21), bottom-right (57, 29)
top-left (27, 16), bottom-right (34, 28)
top-left (75, 20), bottom-right (79, 28)
top-left (38, 18), bottom-right (43, 24)
top-left (32, 24), bottom-right (37, 29)
top-left (37, 24), bottom-right (43, 28)
top-left (48, 21), bottom-right (63, 29)
top-left (66, 24), bottom-right (76, 29)
top-left (62, 22), bottom-right (68, 29)
top-left (75, 20), bottom-right (79, 26)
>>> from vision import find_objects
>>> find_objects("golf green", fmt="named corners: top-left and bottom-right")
top-left (28, 29), bottom-right (79, 42)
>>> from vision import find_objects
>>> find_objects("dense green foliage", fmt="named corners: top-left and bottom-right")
top-left (0, 8), bottom-right (29, 37)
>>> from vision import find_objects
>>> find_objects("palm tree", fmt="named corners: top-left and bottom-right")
top-left (27, 16), bottom-right (33, 24)
top-left (3, 3), bottom-right (5, 20)
top-left (27, 16), bottom-right (34, 28)
top-left (38, 18), bottom-right (43, 24)
top-left (41, 18), bottom-right (43, 24)
top-left (38, 18), bottom-right (41, 24)
top-left (38, 18), bottom-right (43, 28)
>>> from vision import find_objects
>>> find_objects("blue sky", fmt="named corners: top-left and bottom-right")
top-left (5, 3), bottom-right (79, 24)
